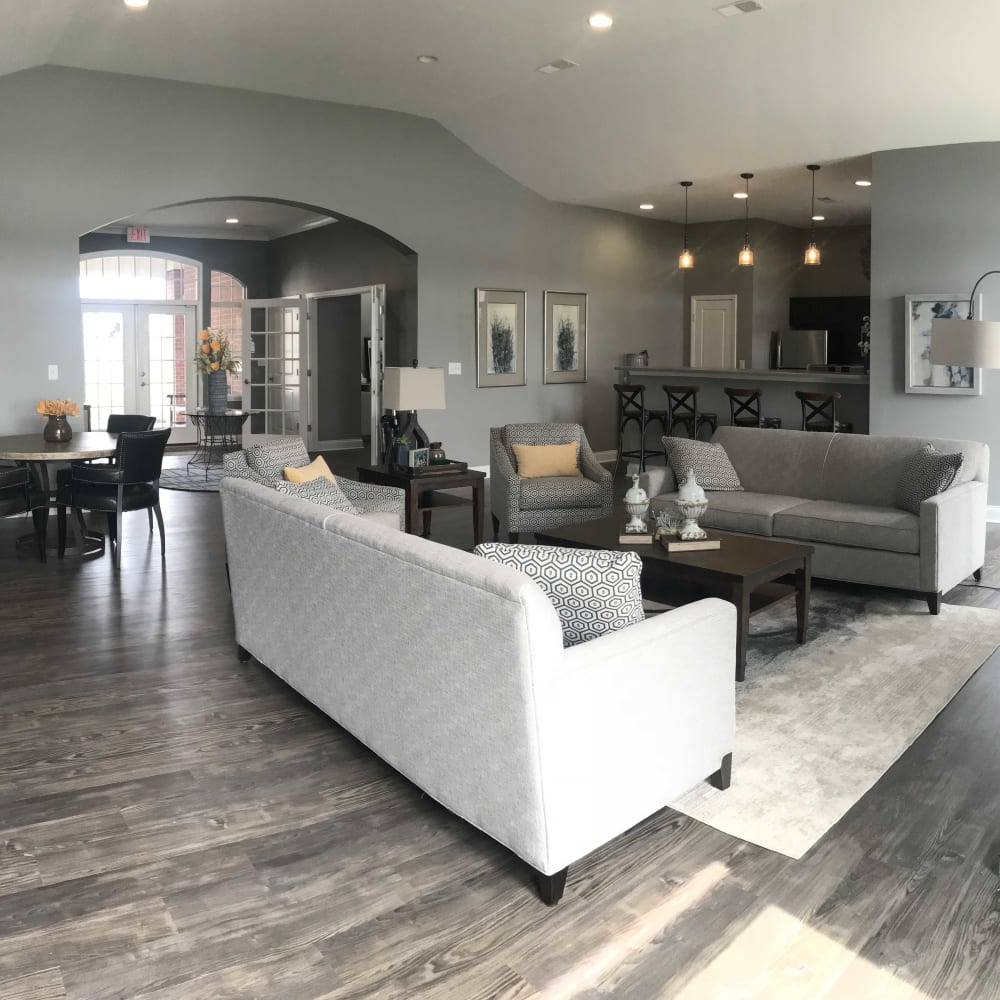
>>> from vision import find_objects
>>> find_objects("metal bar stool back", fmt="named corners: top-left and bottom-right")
top-left (724, 387), bottom-right (763, 427)
top-left (662, 385), bottom-right (718, 440)
top-left (613, 383), bottom-right (669, 478)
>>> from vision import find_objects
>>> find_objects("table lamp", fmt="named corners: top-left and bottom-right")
top-left (930, 270), bottom-right (1000, 368)
top-left (382, 364), bottom-right (446, 465)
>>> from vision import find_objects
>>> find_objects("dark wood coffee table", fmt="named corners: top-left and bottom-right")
top-left (534, 517), bottom-right (813, 681)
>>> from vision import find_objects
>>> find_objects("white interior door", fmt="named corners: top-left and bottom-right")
top-left (241, 296), bottom-right (307, 445)
top-left (136, 304), bottom-right (197, 444)
top-left (691, 295), bottom-right (738, 369)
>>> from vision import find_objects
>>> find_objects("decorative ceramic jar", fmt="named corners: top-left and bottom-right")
top-left (675, 469), bottom-right (709, 541)
top-left (429, 442), bottom-right (447, 464)
top-left (623, 473), bottom-right (650, 534)
top-left (43, 414), bottom-right (72, 443)
top-left (204, 370), bottom-right (229, 415)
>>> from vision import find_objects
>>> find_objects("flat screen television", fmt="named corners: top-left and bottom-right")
top-left (788, 296), bottom-right (870, 365)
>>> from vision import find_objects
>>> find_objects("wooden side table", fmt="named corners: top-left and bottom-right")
top-left (356, 464), bottom-right (486, 545)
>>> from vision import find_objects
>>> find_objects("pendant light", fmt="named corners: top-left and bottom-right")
top-left (678, 181), bottom-right (694, 269)
top-left (738, 173), bottom-right (754, 267)
top-left (804, 164), bottom-right (822, 266)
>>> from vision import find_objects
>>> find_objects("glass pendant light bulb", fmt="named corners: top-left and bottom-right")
top-left (804, 241), bottom-right (821, 266)
top-left (738, 173), bottom-right (754, 267)
top-left (804, 165), bottom-right (822, 266)
top-left (678, 181), bottom-right (694, 269)
top-left (738, 245), bottom-right (755, 267)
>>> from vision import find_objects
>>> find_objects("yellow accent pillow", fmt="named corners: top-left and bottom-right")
top-left (511, 442), bottom-right (582, 479)
top-left (283, 455), bottom-right (336, 484)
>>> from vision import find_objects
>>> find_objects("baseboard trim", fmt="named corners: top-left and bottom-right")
top-left (988, 506), bottom-right (1000, 523)
top-left (314, 438), bottom-right (363, 451)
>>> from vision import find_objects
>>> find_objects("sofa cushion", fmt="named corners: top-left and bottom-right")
top-left (473, 543), bottom-right (644, 647)
top-left (246, 439), bottom-right (311, 481)
top-left (274, 477), bottom-right (357, 515)
top-left (893, 444), bottom-right (964, 514)
top-left (773, 500), bottom-right (920, 555)
top-left (663, 437), bottom-right (742, 491)
top-left (519, 475), bottom-right (603, 511)
top-left (652, 491), bottom-right (805, 536)
top-left (512, 442), bottom-right (581, 479)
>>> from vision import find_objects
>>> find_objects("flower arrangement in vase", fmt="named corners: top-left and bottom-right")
top-left (195, 329), bottom-right (241, 413)
top-left (37, 398), bottom-right (80, 443)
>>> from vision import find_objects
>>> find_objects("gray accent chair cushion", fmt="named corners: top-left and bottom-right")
top-left (519, 475), bottom-right (605, 512)
top-left (774, 500), bottom-right (920, 555)
top-left (275, 477), bottom-right (357, 515)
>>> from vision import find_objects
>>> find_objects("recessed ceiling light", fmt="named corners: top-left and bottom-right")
top-left (733, 191), bottom-right (749, 199)
top-left (416, 54), bottom-right (439, 64)
top-left (123, 0), bottom-right (149, 8)
top-left (639, 203), bottom-right (654, 211)
top-left (811, 214), bottom-right (825, 221)
top-left (855, 179), bottom-right (872, 187)
top-left (589, 12), bottom-right (613, 29)
top-left (537, 58), bottom-right (579, 74)
top-left (225, 217), bottom-right (239, 224)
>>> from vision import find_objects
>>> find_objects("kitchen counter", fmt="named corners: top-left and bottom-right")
top-left (615, 366), bottom-right (869, 385)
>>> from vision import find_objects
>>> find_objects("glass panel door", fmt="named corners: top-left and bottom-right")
top-left (82, 305), bottom-right (134, 431)
top-left (241, 297), bottom-right (307, 444)
top-left (137, 305), bottom-right (197, 444)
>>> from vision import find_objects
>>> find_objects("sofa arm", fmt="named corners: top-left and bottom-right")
top-left (533, 598), bottom-right (736, 873)
top-left (919, 480), bottom-right (988, 594)
top-left (339, 477), bottom-right (405, 530)
top-left (490, 430), bottom-right (521, 535)
top-left (639, 465), bottom-right (676, 499)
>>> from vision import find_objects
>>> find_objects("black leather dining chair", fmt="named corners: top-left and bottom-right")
top-left (107, 414), bottom-right (156, 433)
top-left (57, 429), bottom-right (171, 569)
top-left (0, 467), bottom-right (48, 561)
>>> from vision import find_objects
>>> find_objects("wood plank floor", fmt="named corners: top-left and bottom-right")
top-left (2, 457), bottom-right (1000, 999)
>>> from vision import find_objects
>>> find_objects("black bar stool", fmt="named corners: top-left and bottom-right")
top-left (796, 390), bottom-right (850, 432)
top-left (724, 387), bottom-right (763, 427)
top-left (613, 383), bottom-right (670, 477)
top-left (663, 385), bottom-right (718, 440)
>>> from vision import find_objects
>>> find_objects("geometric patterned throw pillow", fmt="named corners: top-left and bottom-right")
top-left (246, 439), bottom-right (311, 482)
top-left (893, 444), bottom-right (964, 514)
top-left (473, 543), bottom-right (645, 647)
top-left (663, 437), bottom-right (743, 491)
top-left (274, 477), bottom-right (358, 515)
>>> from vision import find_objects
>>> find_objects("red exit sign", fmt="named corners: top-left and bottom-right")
top-left (127, 226), bottom-right (150, 244)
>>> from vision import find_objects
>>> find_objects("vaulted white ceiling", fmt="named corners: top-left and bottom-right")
top-left (5, 0), bottom-right (1000, 227)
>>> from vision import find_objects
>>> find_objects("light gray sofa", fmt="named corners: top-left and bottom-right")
top-left (641, 426), bottom-right (989, 613)
top-left (220, 476), bottom-right (736, 905)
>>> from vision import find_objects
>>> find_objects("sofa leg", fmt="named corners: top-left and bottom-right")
top-left (927, 592), bottom-right (942, 615)
top-left (237, 644), bottom-right (252, 663)
top-left (491, 513), bottom-right (500, 542)
top-left (508, 531), bottom-right (519, 543)
top-left (710, 752), bottom-right (733, 791)
top-left (534, 866), bottom-right (568, 906)
top-left (975, 567), bottom-right (984, 583)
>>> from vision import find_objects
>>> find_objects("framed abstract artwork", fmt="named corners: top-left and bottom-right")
top-left (476, 288), bottom-right (526, 387)
top-left (904, 293), bottom-right (982, 395)
top-left (543, 291), bottom-right (588, 384)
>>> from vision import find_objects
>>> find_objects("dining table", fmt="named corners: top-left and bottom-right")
top-left (0, 432), bottom-right (118, 557)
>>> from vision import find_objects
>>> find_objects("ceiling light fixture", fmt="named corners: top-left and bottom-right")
top-left (738, 173), bottom-right (754, 267)
top-left (678, 181), bottom-right (694, 269)
top-left (416, 54), bottom-right (439, 64)
top-left (123, 0), bottom-right (149, 8)
top-left (812, 214), bottom-right (825, 221)
top-left (804, 165), bottom-right (822, 266)
top-left (733, 191), bottom-right (749, 199)
top-left (589, 12), bottom-right (614, 29)
top-left (639, 203), bottom-right (654, 211)
top-left (855, 179), bottom-right (872, 187)
top-left (225, 217), bottom-right (239, 224)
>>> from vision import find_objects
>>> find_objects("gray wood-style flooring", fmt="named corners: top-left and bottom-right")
top-left (1, 453), bottom-right (1000, 999)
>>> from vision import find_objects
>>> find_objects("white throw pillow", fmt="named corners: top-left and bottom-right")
top-left (474, 543), bottom-right (644, 647)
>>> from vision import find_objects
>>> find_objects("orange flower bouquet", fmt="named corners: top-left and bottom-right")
top-left (194, 328), bottom-right (240, 375)
top-left (36, 398), bottom-right (80, 417)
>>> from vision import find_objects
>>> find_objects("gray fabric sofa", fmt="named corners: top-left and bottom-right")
top-left (641, 427), bottom-right (989, 613)
top-left (220, 476), bottom-right (736, 904)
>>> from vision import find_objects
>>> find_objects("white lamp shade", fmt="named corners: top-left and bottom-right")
top-left (382, 367), bottom-right (446, 410)
top-left (930, 318), bottom-right (1000, 368)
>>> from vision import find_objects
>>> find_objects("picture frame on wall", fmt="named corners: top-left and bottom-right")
top-left (476, 288), bottom-right (526, 388)
top-left (904, 293), bottom-right (983, 395)
top-left (543, 291), bottom-right (588, 384)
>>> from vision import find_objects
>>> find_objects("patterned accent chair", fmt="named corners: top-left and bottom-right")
top-left (490, 423), bottom-right (614, 542)
top-left (222, 438), bottom-right (405, 530)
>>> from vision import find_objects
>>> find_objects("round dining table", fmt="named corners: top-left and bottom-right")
top-left (0, 432), bottom-right (118, 557)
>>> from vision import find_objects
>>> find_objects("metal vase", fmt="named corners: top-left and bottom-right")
top-left (204, 371), bottom-right (229, 414)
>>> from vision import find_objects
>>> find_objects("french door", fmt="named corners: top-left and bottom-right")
top-left (82, 303), bottom-right (198, 443)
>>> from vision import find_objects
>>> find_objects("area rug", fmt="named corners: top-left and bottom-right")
top-left (668, 588), bottom-right (1000, 859)
top-left (159, 467), bottom-right (224, 492)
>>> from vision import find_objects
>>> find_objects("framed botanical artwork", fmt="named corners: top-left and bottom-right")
top-left (904, 293), bottom-right (982, 395)
top-left (476, 288), bottom-right (526, 387)
top-left (543, 291), bottom-right (588, 384)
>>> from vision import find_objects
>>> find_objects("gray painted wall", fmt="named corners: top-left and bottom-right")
top-left (0, 66), bottom-right (683, 464)
top-left (793, 225), bottom-right (871, 298)
top-left (870, 142), bottom-right (1000, 504)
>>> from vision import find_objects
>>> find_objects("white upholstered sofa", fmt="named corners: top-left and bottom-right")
top-left (220, 476), bottom-right (736, 904)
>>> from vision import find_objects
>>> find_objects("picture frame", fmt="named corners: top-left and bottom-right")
top-left (408, 447), bottom-right (429, 469)
top-left (476, 288), bottom-right (526, 388)
top-left (543, 291), bottom-right (588, 384)
top-left (904, 293), bottom-right (982, 395)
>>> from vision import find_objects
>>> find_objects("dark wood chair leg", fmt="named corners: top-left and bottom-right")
top-left (491, 512), bottom-right (500, 542)
top-left (32, 508), bottom-right (48, 563)
top-left (237, 644), bottom-right (252, 663)
top-left (927, 592), bottom-right (942, 615)
top-left (710, 752), bottom-right (733, 790)
top-left (152, 503), bottom-right (165, 557)
top-left (974, 568), bottom-right (984, 582)
top-left (508, 532), bottom-right (519, 543)
top-left (57, 505), bottom-right (68, 559)
top-left (534, 866), bottom-right (568, 906)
